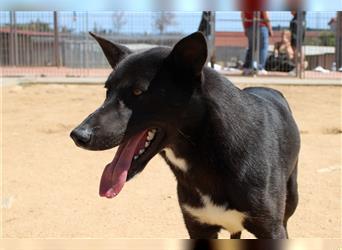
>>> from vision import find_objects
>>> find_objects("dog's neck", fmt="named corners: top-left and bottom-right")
top-left (168, 68), bottom-right (255, 173)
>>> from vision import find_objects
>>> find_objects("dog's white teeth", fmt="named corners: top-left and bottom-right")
top-left (147, 131), bottom-right (155, 141)
top-left (134, 129), bottom-right (157, 159)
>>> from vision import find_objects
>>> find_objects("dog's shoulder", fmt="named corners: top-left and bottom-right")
top-left (242, 86), bottom-right (291, 112)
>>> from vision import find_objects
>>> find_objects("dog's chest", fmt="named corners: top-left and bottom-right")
top-left (163, 148), bottom-right (246, 233)
top-left (183, 194), bottom-right (246, 234)
top-left (163, 148), bottom-right (188, 172)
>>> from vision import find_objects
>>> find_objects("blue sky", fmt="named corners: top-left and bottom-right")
top-left (1, 0), bottom-right (342, 11)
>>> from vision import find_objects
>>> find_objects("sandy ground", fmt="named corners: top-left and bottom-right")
top-left (2, 83), bottom-right (341, 238)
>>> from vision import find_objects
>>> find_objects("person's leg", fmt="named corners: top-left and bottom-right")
top-left (258, 26), bottom-right (269, 70)
top-left (243, 26), bottom-right (253, 69)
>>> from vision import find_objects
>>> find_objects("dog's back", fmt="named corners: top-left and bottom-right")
top-left (243, 87), bottom-right (290, 112)
top-left (242, 86), bottom-right (300, 177)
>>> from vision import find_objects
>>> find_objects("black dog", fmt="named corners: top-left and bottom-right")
top-left (70, 32), bottom-right (300, 239)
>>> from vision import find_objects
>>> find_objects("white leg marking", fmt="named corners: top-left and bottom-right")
top-left (183, 193), bottom-right (246, 234)
top-left (163, 148), bottom-right (188, 172)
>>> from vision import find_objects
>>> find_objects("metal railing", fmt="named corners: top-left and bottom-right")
top-left (0, 11), bottom-right (341, 79)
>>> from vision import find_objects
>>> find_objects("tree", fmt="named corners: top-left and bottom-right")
top-left (112, 12), bottom-right (127, 33)
top-left (61, 25), bottom-right (73, 33)
top-left (305, 31), bottom-right (336, 46)
top-left (154, 12), bottom-right (176, 34)
top-left (93, 22), bottom-right (98, 33)
top-left (319, 31), bottom-right (335, 46)
top-left (3, 19), bottom-right (52, 31)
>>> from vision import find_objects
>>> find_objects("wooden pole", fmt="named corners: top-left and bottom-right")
top-left (336, 12), bottom-right (342, 69)
top-left (9, 11), bottom-right (18, 66)
top-left (296, 11), bottom-right (304, 79)
top-left (53, 11), bottom-right (60, 67)
top-left (209, 11), bottom-right (216, 68)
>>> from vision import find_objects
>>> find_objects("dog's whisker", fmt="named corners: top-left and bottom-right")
top-left (177, 129), bottom-right (196, 147)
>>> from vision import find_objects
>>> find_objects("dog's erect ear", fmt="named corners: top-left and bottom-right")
top-left (168, 32), bottom-right (208, 76)
top-left (89, 32), bottom-right (132, 68)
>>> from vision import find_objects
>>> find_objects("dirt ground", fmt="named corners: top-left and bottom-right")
top-left (2, 83), bottom-right (341, 238)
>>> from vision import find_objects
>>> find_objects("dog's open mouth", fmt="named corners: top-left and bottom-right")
top-left (99, 128), bottom-right (164, 198)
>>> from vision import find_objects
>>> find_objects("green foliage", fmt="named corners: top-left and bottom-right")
top-left (318, 31), bottom-right (335, 46)
top-left (304, 31), bottom-right (336, 46)
top-left (15, 19), bottom-right (52, 31)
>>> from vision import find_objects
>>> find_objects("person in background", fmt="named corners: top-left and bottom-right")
top-left (274, 30), bottom-right (294, 60)
top-left (289, 11), bottom-right (307, 75)
top-left (265, 30), bottom-right (295, 72)
top-left (198, 11), bottom-right (215, 68)
top-left (241, 11), bottom-right (273, 75)
top-left (290, 11), bottom-right (306, 51)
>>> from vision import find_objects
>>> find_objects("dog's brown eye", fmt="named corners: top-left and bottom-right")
top-left (133, 88), bottom-right (143, 96)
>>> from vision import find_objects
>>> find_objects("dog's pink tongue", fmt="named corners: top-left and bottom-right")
top-left (99, 131), bottom-right (147, 198)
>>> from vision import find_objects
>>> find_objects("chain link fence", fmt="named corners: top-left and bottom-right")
top-left (1, 11), bottom-right (341, 79)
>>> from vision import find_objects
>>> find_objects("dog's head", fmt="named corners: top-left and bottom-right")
top-left (70, 32), bottom-right (207, 198)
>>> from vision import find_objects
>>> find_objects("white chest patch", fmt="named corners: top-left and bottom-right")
top-left (183, 193), bottom-right (246, 234)
top-left (163, 148), bottom-right (188, 172)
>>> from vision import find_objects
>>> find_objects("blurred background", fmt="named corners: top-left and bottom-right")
top-left (0, 11), bottom-right (341, 79)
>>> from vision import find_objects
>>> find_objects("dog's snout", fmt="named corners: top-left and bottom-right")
top-left (70, 127), bottom-right (92, 146)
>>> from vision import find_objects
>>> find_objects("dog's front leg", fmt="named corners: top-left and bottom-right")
top-left (230, 231), bottom-right (242, 239)
top-left (245, 220), bottom-right (288, 239)
top-left (181, 211), bottom-right (220, 239)
top-left (265, 225), bottom-right (287, 239)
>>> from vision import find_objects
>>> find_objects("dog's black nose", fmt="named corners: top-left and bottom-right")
top-left (70, 128), bottom-right (91, 146)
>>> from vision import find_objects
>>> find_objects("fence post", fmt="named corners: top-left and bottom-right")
top-left (336, 11), bottom-right (342, 69)
top-left (296, 11), bottom-right (304, 79)
top-left (252, 12), bottom-right (256, 71)
top-left (252, 11), bottom-right (260, 73)
top-left (85, 11), bottom-right (89, 76)
top-left (9, 11), bottom-right (18, 66)
top-left (53, 11), bottom-right (60, 67)
top-left (209, 11), bottom-right (216, 68)
top-left (198, 11), bottom-right (216, 67)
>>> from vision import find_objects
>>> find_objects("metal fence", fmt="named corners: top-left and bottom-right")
top-left (0, 11), bottom-right (341, 79)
